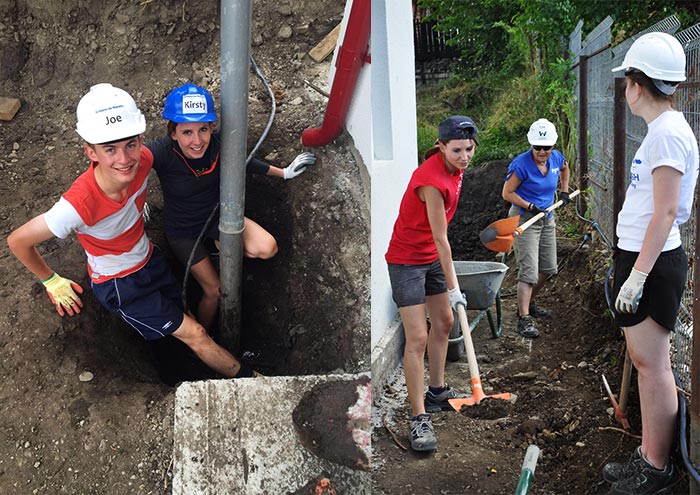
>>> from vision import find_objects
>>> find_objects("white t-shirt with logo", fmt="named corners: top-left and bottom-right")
top-left (617, 110), bottom-right (699, 252)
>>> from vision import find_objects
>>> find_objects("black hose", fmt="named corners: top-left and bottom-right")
top-left (180, 54), bottom-right (277, 311)
top-left (675, 372), bottom-right (700, 483)
top-left (573, 192), bottom-right (614, 250)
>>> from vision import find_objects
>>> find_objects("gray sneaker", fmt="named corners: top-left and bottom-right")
top-left (409, 413), bottom-right (437, 451)
top-left (517, 315), bottom-right (540, 338)
top-left (603, 447), bottom-right (644, 483)
top-left (609, 453), bottom-right (674, 494)
top-left (424, 385), bottom-right (469, 412)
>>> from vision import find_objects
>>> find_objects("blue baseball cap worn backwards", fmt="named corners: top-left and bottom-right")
top-left (438, 115), bottom-right (478, 142)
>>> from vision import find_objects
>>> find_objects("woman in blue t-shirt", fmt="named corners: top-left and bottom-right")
top-left (502, 118), bottom-right (570, 338)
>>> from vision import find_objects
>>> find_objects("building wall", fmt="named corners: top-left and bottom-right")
top-left (369, 0), bottom-right (417, 349)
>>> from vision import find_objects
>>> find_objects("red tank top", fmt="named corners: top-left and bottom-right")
top-left (385, 152), bottom-right (463, 264)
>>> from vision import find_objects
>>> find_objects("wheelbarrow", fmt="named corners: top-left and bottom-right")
top-left (447, 261), bottom-right (508, 362)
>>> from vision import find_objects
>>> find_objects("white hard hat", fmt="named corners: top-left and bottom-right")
top-left (76, 83), bottom-right (146, 144)
top-left (527, 118), bottom-right (558, 146)
top-left (612, 32), bottom-right (686, 84)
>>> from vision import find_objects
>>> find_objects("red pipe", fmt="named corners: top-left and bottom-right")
top-left (301, 0), bottom-right (370, 147)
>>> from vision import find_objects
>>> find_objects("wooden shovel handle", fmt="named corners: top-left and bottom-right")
top-left (457, 304), bottom-right (480, 381)
top-left (514, 189), bottom-right (580, 237)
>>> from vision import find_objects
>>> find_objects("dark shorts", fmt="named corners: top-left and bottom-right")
top-left (91, 248), bottom-right (185, 340)
top-left (387, 260), bottom-right (448, 308)
top-left (612, 246), bottom-right (687, 332)
top-left (167, 222), bottom-right (219, 266)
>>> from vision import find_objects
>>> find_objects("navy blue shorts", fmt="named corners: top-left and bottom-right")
top-left (612, 246), bottom-right (687, 332)
top-left (387, 260), bottom-right (448, 308)
top-left (91, 248), bottom-right (185, 340)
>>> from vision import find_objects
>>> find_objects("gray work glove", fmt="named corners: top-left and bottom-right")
top-left (283, 152), bottom-right (316, 180)
top-left (615, 268), bottom-right (648, 314)
top-left (448, 286), bottom-right (467, 311)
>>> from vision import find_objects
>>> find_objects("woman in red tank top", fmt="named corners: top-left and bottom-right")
top-left (385, 116), bottom-right (478, 452)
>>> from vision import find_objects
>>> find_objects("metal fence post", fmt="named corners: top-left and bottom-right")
top-left (577, 54), bottom-right (588, 214)
top-left (612, 77), bottom-right (626, 248)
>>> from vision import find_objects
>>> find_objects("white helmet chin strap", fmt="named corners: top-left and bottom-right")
top-left (652, 79), bottom-right (679, 95)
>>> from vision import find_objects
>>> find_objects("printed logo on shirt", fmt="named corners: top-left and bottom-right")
top-left (551, 166), bottom-right (560, 176)
top-left (163, 320), bottom-right (174, 331)
top-left (630, 159), bottom-right (642, 189)
top-left (182, 94), bottom-right (208, 114)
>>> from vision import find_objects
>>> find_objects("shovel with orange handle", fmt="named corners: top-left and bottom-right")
top-left (479, 190), bottom-right (580, 253)
top-left (448, 303), bottom-right (511, 410)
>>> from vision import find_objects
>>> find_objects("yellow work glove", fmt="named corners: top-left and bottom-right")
top-left (41, 272), bottom-right (84, 316)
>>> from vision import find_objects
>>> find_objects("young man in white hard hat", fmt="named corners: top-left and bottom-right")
top-left (6, 83), bottom-right (257, 379)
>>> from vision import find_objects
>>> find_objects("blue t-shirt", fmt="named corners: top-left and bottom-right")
top-left (505, 149), bottom-right (566, 216)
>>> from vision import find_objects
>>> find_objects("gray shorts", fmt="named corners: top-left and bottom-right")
top-left (387, 260), bottom-right (448, 308)
top-left (509, 205), bottom-right (557, 284)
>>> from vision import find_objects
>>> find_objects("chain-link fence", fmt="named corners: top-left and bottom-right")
top-left (569, 16), bottom-right (700, 392)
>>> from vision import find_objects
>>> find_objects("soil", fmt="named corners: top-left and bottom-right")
top-left (0, 1), bottom-right (369, 494)
top-left (371, 160), bottom-right (691, 494)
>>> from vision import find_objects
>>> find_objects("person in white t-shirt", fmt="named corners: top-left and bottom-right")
top-left (604, 33), bottom-right (699, 494)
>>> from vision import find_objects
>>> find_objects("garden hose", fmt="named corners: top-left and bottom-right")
top-left (515, 444), bottom-right (540, 495)
top-left (181, 54), bottom-right (277, 311)
top-left (572, 190), bottom-right (614, 250)
top-left (676, 372), bottom-right (700, 483)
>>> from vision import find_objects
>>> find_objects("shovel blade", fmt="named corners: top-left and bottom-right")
top-left (448, 396), bottom-right (478, 410)
top-left (480, 216), bottom-right (520, 252)
top-left (448, 392), bottom-right (512, 411)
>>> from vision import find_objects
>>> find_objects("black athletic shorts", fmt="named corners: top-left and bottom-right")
top-left (612, 246), bottom-right (687, 332)
top-left (167, 222), bottom-right (219, 267)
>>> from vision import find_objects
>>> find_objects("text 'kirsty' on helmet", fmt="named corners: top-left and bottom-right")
top-left (527, 118), bottom-right (557, 146)
top-left (76, 83), bottom-right (146, 145)
top-left (612, 32), bottom-right (686, 86)
top-left (162, 83), bottom-right (217, 123)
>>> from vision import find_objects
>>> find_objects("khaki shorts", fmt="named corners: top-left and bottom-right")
top-left (509, 205), bottom-right (557, 284)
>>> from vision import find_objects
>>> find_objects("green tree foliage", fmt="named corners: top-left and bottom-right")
top-left (415, 0), bottom-right (699, 167)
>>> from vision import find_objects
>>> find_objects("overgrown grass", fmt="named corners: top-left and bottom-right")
top-left (416, 63), bottom-right (577, 169)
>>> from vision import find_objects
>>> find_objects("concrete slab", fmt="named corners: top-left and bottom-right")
top-left (173, 374), bottom-right (371, 495)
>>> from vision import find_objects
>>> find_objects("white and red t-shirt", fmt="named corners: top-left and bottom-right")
top-left (385, 152), bottom-right (464, 265)
top-left (44, 147), bottom-right (155, 282)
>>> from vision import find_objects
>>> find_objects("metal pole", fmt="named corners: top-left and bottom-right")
top-left (219, 0), bottom-right (252, 351)
top-left (612, 77), bottom-right (626, 248)
top-left (577, 55), bottom-right (588, 215)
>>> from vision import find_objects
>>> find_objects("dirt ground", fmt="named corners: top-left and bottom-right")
top-left (371, 160), bottom-right (691, 494)
top-left (0, 1), bottom-right (369, 494)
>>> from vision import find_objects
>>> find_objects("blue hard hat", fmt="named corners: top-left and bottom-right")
top-left (162, 83), bottom-right (217, 122)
